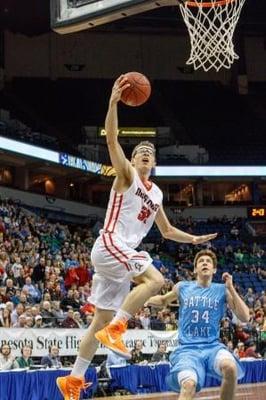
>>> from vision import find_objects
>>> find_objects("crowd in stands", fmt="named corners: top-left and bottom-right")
top-left (0, 198), bottom-right (265, 370)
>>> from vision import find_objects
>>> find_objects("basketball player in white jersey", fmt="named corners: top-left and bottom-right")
top-left (56, 75), bottom-right (217, 400)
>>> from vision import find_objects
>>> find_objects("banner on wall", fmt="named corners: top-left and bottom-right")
top-left (0, 328), bottom-right (178, 357)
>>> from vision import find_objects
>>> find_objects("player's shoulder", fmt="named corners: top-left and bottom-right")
top-left (210, 282), bottom-right (226, 293)
top-left (211, 282), bottom-right (225, 288)
top-left (177, 280), bottom-right (196, 288)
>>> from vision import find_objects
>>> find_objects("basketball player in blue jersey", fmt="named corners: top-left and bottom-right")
top-left (146, 249), bottom-right (249, 400)
top-left (56, 76), bottom-right (217, 399)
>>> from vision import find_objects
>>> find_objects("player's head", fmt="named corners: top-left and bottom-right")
top-left (193, 249), bottom-right (217, 278)
top-left (131, 141), bottom-right (156, 171)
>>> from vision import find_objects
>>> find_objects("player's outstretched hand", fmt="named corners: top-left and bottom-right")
top-left (222, 272), bottom-right (233, 289)
top-left (191, 233), bottom-right (217, 245)
top-left (110, 75), bottom-right (130, 105)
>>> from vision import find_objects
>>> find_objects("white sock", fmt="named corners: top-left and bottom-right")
top-left (71, 356), bottom-right (91, 377)
top-left (112, 309), bottom-right (132, 324)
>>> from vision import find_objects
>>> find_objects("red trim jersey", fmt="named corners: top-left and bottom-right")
top-left (101, 171), bottom-right (163, 249)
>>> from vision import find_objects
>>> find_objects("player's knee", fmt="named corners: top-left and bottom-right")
top-left (178, 369), bottom-right (197, 396)
top-left (181, 379), bottom-right (196, 395)
top-left (220, 360), bottom-right (237, 380)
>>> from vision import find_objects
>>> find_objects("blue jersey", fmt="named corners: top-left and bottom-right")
top-left (177, 281), bottom-right (226, 345)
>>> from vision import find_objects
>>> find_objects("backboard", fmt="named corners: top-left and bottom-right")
top-left (50, 0), bottom-right (176, 34)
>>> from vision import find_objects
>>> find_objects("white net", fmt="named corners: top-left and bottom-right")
top-left (179, 0), bottom-right (247, 72)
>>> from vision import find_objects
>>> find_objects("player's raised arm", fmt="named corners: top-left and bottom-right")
top-left (155, 205), bottom-right (217, 244)
top-left (223, 272), bottom-right (250, 322)
top-left (105, 75), bottom-right (134, 181)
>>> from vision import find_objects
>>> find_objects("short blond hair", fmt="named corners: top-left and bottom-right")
top-left (131, 141), bottom-right (156, 158)
top-left (193, 249), bottom-right (217, 269)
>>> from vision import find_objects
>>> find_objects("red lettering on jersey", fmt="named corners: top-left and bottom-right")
top-left (137, 206), bottom-right (151, 224)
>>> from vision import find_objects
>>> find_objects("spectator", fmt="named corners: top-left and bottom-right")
top-left (244, 288), bottom-right (256, 308)
top-left (73, 311), bottom-right (85, 328)
top-left (127, 314), bottom-right (143, 329)
top-left (31, 257), bottom-right (46, 283)
top-left (244, 342), bottom-right (262, 359)
top-left (139, 307), bottom-right (151, 330)
top-left (151, 343), bottom-right (169, 363)
top-left (235, 324), bottom-right (250, 343)
top-left (230, 226), bottom-right (239, 238)
top-left (61, 309), bottom-right (79, 328)
top-left (165, 315), bottom-right (176, 331)
top-left (84, 313), bottom-right (93, 329)
top-left (11, 303), bottom-right (25, 326)
top-left (4, 301), bottom-right (14, 315)
top-left (23, 277), bottom-right (40, 302)
top-left (10, 289), bottom-right (22, 305)
top-left (25, 316), bottom-right (35, 328)
top-left (169, 312), bottom-right (178, 330)
top-left (51, 301), bottom-right (65, 326)
top-left (130, 340), bottom-right (147, 364)
top-left (41, 345), bottom-right (62, 368)
top-left (11, 256), bottom-right (23, 279)
top-left (0, 307), bottom-right (11, 327)
top-left (5, 278), bottom-right (16, 300)
top-left (234, 249), bottom-right (244, 263)
top-left (13, 314), bottom-right (28, 328)
top-left (34, 315), bottom-right (44, 328)
top-left (18, 292), bottom-right (30, 307)
top-left (226, 340), bottom-right (234, 353)
top-left (234, 342), bottom-right (246, 359)
top-left (153, 254), bottom-right (164, 270)
top-left (30, 305), bottom-right (41, 319)
top-left (220, 318), bottom-right (234, 343)
top-left (71, 290), bottom-right (83, 311)
top-left (41, 301), bottom-right (55, 327)
top-left (60, 289), bottom-right (76, 312)
top-left (0, 344), bottom-right (15, 370)
top-left (13, 346), bottom-right (33, 368)
top-left (150, 310), bottom-right (166, 330)
top-left (0, 251), bottom-right (9, 281)
top-left (259, 291), bottom-right (266, 306)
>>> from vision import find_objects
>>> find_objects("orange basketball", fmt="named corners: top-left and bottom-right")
top-left (121, 72), bottom-right (151, 107)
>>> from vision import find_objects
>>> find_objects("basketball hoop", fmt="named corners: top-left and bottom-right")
top-left (179, 0), bottom-right (247, 72)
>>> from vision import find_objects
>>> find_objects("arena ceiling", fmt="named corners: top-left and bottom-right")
top-left (0, 0), bottom-right (265, 36)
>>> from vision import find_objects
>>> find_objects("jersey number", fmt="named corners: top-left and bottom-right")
top-left (137, 206), bottom-right (151, 224)
top-left (191, 310), bottom-right (210, 324)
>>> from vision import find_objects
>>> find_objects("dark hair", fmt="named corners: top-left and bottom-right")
top-left (21, 345), bottom-right (32, 355)
top-left (0, 344), bottom-right (11, 353)
top-left (131, 141), bottom-right (156, 158)
top-left (193, 249), bottom-right (217, 269)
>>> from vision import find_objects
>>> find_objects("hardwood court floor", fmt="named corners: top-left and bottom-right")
top-left (93, 382), bottom-right (266, 400)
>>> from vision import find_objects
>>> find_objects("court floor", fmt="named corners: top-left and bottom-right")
top-left (93, 382), bottom-right (266, 400)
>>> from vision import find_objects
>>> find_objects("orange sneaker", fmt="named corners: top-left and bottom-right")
top-left (95, 321), bottom-right (131, 359)
top-left (56, 375), bottom-right (91, 400)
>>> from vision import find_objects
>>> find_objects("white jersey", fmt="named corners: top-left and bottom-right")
top-left (100, 170), bottom-right (163, 249)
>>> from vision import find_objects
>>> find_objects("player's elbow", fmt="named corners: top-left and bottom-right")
top-left (162, 225), bottom-right (175, 240)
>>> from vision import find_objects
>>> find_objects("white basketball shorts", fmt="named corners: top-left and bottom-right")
top-left (88, 233), bottom-right (153, 311)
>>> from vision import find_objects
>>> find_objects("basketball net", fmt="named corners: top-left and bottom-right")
top-left (179, 0), bottom-right (247, 72)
